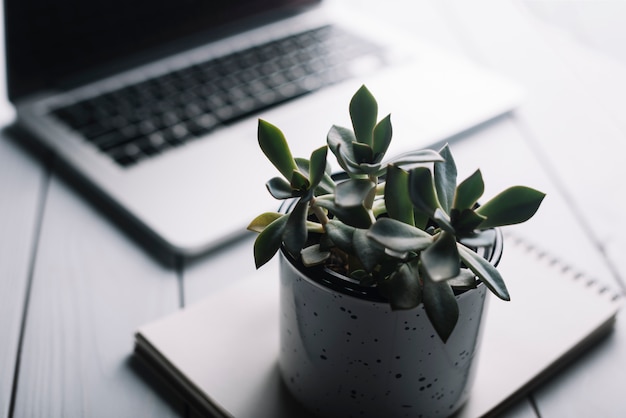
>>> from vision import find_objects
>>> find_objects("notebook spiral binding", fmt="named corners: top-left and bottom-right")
top-left (503, 230), bottom-right (624, 304)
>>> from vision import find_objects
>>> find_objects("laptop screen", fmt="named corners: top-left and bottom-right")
top-left (4, 0), bottom-right (319, 101)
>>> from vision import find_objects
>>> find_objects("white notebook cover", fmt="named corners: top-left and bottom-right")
top-left (134, 234), bottom-right (623, 417)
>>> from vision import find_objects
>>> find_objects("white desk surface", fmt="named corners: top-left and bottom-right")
top-left (2, 1), bottom-right (626, 417)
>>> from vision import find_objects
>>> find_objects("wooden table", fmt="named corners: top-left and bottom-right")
top-left (2, 1), bottom-right (626, 416)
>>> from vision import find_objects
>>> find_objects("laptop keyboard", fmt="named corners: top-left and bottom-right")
top-left (50, 25), bottom-right (385, 167)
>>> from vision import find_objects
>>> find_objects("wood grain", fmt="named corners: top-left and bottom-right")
top-left (11, 171), bottom-right (184, 417)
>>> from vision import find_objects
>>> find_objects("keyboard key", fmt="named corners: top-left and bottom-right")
top-left (161, 111), bottom-right (182, 127)
top-left (170, 123), bottom-right (192, 141)
top-left (147, 132), bottom-right (169, 150)
top-left (135, 135), bottom-right (166, 155)
top-left (109, 143), bottom-right (143, 166)
top-left (138, 119), bottom-right (159, 135)
top-left (188, 113), bottom-right (218, 134)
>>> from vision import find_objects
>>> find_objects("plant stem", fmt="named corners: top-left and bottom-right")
top-left (310, 199), bottom-right (330, 226)
top-left (364, 175), bottom-right (379, 226)
top-left (364, 175), bottom-right (378, 211)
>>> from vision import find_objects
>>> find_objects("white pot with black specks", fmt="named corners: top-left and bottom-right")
top-left (278, 231), bottom-right (502, 418)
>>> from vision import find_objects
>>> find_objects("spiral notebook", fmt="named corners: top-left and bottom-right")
top-left (134, 233), bottom-right (623, 417)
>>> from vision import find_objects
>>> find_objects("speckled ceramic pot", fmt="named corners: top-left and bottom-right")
top-left (278, 231), bottom-right (502, 418)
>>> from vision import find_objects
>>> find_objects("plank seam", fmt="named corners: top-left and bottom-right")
top-left (7, 157), bottom-right (54, 418)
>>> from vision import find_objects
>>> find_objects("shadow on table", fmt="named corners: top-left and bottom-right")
top-left (128, 353), bottom-right (316, 418)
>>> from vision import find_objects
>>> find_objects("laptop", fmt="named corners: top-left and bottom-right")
top-left (3, 0), bottom-right (523, 262)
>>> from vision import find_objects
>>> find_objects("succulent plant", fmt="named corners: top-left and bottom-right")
top-left (248, 85), bottom-right (545, 341)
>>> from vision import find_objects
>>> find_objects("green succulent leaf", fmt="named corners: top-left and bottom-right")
top-left (336, 144), bottom-right (381, 176)
top-left (387, 149), bottom-right (444, 166)
top-left (282, 199), bottom-right (309, 258)
top-left (325, 220), bottom-right (355, 253)
top-left (253, 214), bottom-right (288, 268)
top-left (295, 156), bottom-right (334, 196)
top-left (301, 244), bottom-right (331, 267)
top-left (458, 244), bottom-right (510, 300)
top-left (350, 85), bottom-right (378, 147)
top-left (326, 125), bottom-right (356, 157)
top-left (476, 186), bottom-right (546, 229)
top-left (247, 212), bottom-right (282, 233)
top-left (372, 114), bottom-right (392, 163)
top-left (315, 198), bottom-right (374, 229)
top-left (433, 208), bottom-right (455, 234)
top-left (409, 167), bottom-right (441, 217)
top-left (459, 229), bottom-right (496, 248)
top-left (266, 177), bottom-right (295, 199)
top-left (454, 169), bottom-right (484, 211)
top-left (353, 228), bottom-right (385, 272)
top-left (309, 146), bottom-right (328, 189)
top-left (352, 141), bottom-right (374, 164)
top-left (421, 231), bottom-right (460, 282)
top-left (385, 260), bottom-right (422, 310)
top-left (451, 208), bottom-right (486, 236)
top-left (384, 248), bottom-right (410, 260)
top-left (335, 178), bottom-right (376, 208)
top-left (315, 174), bottom-right (336, 196)
top-left (385, 164), bottom-right (414, 226)
top-left (412, 208), bottom-right (430, 231)
top-left (335, 143), bottom-right (360, 175)
top-left (423, 275), bottom-right (459, 343)
top-left (258, 119), bottom-right (297, 180)
top-left (447, 270), bottom-right (478, 290)
top-left (358, 162), bottom-right (384, 175)
top-left (294, 157), bottom-right (310, 177)
top-left (368, 218), bottom-right (432, 252)
top-left (290, 170), bottom-right (310, 192)
top-left (434, 144), bottom-right (457, 214)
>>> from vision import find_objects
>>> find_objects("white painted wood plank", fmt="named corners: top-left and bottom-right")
top-left (0, 132), bottom-right (46, 418)
top-left (11, 171), bottom-right (184, 418)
